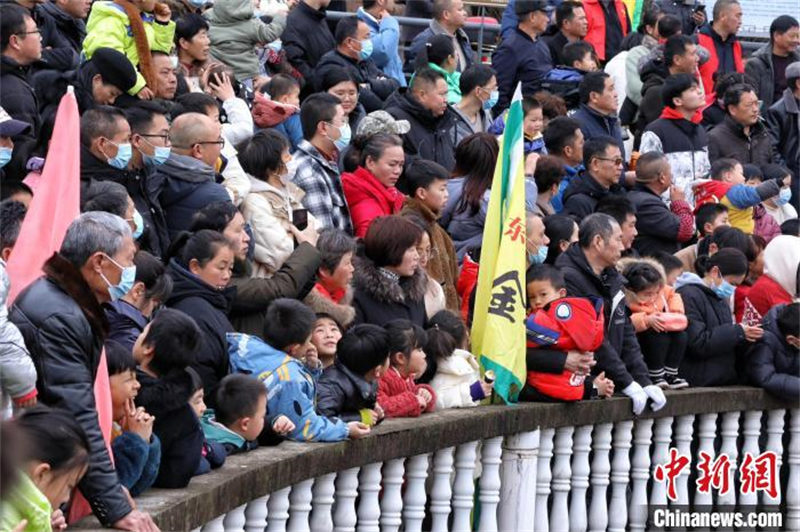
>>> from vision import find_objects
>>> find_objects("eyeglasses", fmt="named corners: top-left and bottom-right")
top-left (15, 30), bottom-right (40, 37)
top-left (139, 133), bottom-right (171, 145)
top-left (595, 156), bottom-right (624, 166)
top-left (417, 247), bottom-right (438, 260)
top-left (194, 138), bottom-right (225, 147)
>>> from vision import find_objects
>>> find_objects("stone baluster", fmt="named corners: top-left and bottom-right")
top-left (245, 496), bottom-right (269, 532)
top-left (499, 429), bottom-right (540, 532)
top-left (717, 412), bottom-right (740, 507)
top-left (629, 419), bottom-right (653, 532)
top-left (608, 420), bottom-right (633, 532)
top-left (287, 479), bottom-right (314, 532)
top-left (310, 474), bottom-right (335, 532)
top-left (356, 463), bottom-right (382, 532)
top-left (650, 417), bottom-right (673, 509)
top-left (549, 426), bottom-right (574, 532)
top-left (267, 486), bottom-right (292, 532)
top-left (535, 428), bottom-right (555, 532)
top-left (452, 441), bottom-right (479, 532)
top-left (379, 459), bottom-right (405, 532)
top-left (588, 423), bottom-right (613, 532)
top-left (332, 467), bottom-right (359, 532)
top-left (739, 411), bottom-right (762, 508)
top-left (201, 514), bottom-right (226, 532)
top-left (430, 447), bottom-right (455, 532)
top-left (569, 425), bottom-right (592, 532)
top-left (403, 454), bottom-right (430, 532)
top-left (478, 436), bottom-right (504, 532)
top-left (787, 409), bottom-right (800, 531)
top-left (223, 503), bottom-right (247, 532)
top-left (764, 409), bottom-right (786, 506)
top-left (694, 413), bottom-right (718, 508)
top-left (672, 415), bottom-right (694, 506)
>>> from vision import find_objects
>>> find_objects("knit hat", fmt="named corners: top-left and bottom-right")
top-left (356, 110), bottom-right (411, 137)
top-left (91, 48), bottom-right (138, 93)
top-left (0, 107), bottom-right (30, 137)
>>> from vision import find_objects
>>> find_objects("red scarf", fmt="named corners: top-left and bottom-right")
top-left (660, 106), bottom-right (703, 124)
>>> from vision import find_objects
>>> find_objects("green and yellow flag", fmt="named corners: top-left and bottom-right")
top-left (471, 84), bottom-right (528, 404)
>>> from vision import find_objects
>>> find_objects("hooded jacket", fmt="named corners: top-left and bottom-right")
top-left (104, 299), bottom-right (147, 353)
top-left (314, 50), bottom-right (400, 112)
top-left (674, 271), bottom-right (745, 386)
top-left (205, 0), bottom-right (286, 80)
top-left (342, 166), bottom-right (405, 238)
top-left (429, 348), bottom-right (483, 409)
top-left (0, 56), bottom-right (40, 181)
top-left (152, 152), bottom-right (231, 241)
top-left (746, 304), bottom-right (799, 402)
top-left (384, 88), bottom-right (457, 171)
top-left (316, 358), bottom-right (379, 423)
top-left (766, 89), bottom-right (800, 207)
top-left (561, 170), bottom-right (626, 220)
top-left (303, 284), bottom-right (356, 328)
top-left (583, 0), bottom-right (630, 62)
top-left (742, 235), bottom-right (800, 325)
top-left (9, 254), bottom-right (131, 526)
top-left (440, 176), bottom-right (490, 261)
top-left (634, 58), bottom-right (668, 142)
top-left (745, 43), bottom-right (800, 112)
top-left (627, 181), bottom-right (695, 256)
top-left (38, 1), bottom-right (86, 60)
top-left (554, 244), bottom-right (652, 390)
top-left (708, 115), bottom-right (775, 169)
top-left (697, 24), bottom-right (743, 96)
top-left (166, 259), bottom-right (236, 406)
top-left (352, 255), bottom-right (428, 327)
top-left (0, 260), bottom-right (36, 407)
top-left (281, 1), bottom-right (336, 84)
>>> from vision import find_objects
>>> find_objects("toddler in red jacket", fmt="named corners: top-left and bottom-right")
top-left (378, 319), bottom-right (437, 417)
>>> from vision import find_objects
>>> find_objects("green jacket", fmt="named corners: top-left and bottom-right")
top-left (429, 62), bottom-right (461, 105)
top-left (200, 409), bottom-right (246, 449)
top-left (0, 474), bottom-right (53, 532)
top-left (205, 0), bottom-right (286, 80)
top-left (83, 1), bottom-right (176, 95)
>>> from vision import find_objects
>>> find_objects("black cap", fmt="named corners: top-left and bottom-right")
top-left (0, 107), bottom-right (31, 137)
top-left (515, 0), bottom-right (554, 16)
top-left (90, 47), bottom-right (138, 92)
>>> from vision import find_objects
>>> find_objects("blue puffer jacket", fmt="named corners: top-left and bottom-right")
top-left (111, 431), bottom-right (161, 497)
top-left (357, 8), bottom-right (406, 87)
top-left (746, 304), bottom-right (799, 402)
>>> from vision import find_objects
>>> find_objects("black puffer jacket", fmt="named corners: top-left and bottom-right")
top-left (745, 304), bottom-right (799, 402)
top-left (384, 88), bottom-right (457, 171)
top-left (708, 115), bottom-right (775, 168)
top-left (555, 244), bottom-right (652, 390)
top-left (9, 254), bottom-right (131, 526)
top-left (634, 58), bottom-right (667, 145)
top-left (766, 89), bottom-right (800, 209)
top-left (37, 1), bottom-right (85, 61)
top-left (166, 259), bottom-right (236, 406)
top-left (313, 50), bottom-right (399, 112)
top-left (674, 272), bottom-right (746, 387)
top-left (0, 56), bottom-right (40, 181)
top-left (317, 359), bottom-right (378, 422)
top-left (561, 170), bottom-right (626, 220)
top-left (281, 1), bottom-right (335, 85)
top-left (352, 255), bottom-right (427, 327)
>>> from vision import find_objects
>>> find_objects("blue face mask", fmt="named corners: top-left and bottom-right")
top-left (776, 187), bottom-right (792, 206)
top-left (106, 141), bottom-right (132, 170)
top-left (0, 147), bottom-right (12, 168)
top-left (329, 121), bottom-right (352, 151)
top-left (712, 278), bottom-right (736, 299)
top-left (142, 144), bottom-right (171, 167)
top-left (359, 39), bottom-right (374, 60)
top-left (189, 0), bottom-right (206, 8)
top-left (130, 210), bottom-right (144, 240)
top-left (483, 89), bottom-right (499, 111)
top-left (528, 244), bottom-right (548, 265)
top-left (101, 254), bottom-right (137, 302)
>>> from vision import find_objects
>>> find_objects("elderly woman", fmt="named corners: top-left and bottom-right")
top-left (352, 215), bottom-right (427, 327)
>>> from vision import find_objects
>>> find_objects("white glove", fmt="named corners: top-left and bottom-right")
top-left (622, 381), bottom-right (648, 416)
top-left (644, 384), bottom-right (667, 412)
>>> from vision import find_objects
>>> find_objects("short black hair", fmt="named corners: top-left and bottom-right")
top-left (776, 303), bottom-right (800, 338)
top-left (215, 374), bottom-right (266, 427)
top-left (710, 158), bottom-right (741, 180)
top-left (125, 101), bottom-right (168, 134)
top-left (459, 64), bottom-right (496, 95)
top-left (562, 41), bottom-right (594, 68)
top-left (770, 15), bottom-right (799, 42)
top-left (337, 324), bottom-right (390, 375)
top-left (582, 135), bottom-right (618, 168)
top-left (237, 130), bottom-right (289, 180)
top-left (0, 4), bottom-right (28, 52)
top-left (335, 16), bottom-right (362, 45)
top-left (190, 201), bottom-right (239, 233)
top-left (405, 159), bottom-right (449, 196)
top-left (175, 13), bottom-right (209, 45)
top-left (621, 261), bottom-right (663, 292)
top-left (650, 250), bottom-right (684, 274)
top-left (543, 116), bottom-right (581, 155)
top-left (411, 66), bottom-right (445, 92)
top-left (579, 71), bottom-right (610, 105)
top-left (699, 225), bottom-right (756, 261)
top-left (656, 14), bottom-right (682, 39)
top-left (263, 298), bottom-right (317, 350)
top-left (385, 319), bottom-right (428, 359)
top-left (81, 181), bottom-right (129, 217)
top-left (0, 199), bottom-right (26, 252)
top-left (578, 213), bottom-right (618, 249)
top-left (695, 203), bottom-right (728, 235)
top-left (781, 218), bottom-right (800, 236)
top-left (263, 73), bottom-right (300, 100)
top-left (105, 340), bottom-right (137, 376)
top-left (664, 34), bottom-right (694, 68)
top-left (526, 263), bottom-right (566, 290)
top-left (0, 181), bottom-right (32, 202)
top-left (743, 163), bottom-right (763, 182)
top-left (300, 93), bottom-right (340, 140)
top-left (317, 229), bottom-right (357, 273)
top-left (661, 73), bottom-right (698, 108)
top-left (713, 72), bottom-right (754, 100)
top-left (173, 92), bottom-right (218, 118)
top-left (555, 1), bottom-right (582, 28)
top-left (142, 308), bottom-right (202, 376)
top-left (722, 83), bottom-right (757, 111)
top-left (80, 106), bottom-right (128, 146)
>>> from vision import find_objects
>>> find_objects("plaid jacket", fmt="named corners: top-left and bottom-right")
top-left (290, 140), bottom-right (353, 234)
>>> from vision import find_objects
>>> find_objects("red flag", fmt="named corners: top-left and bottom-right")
top-left (6, 88), bottom-right (80, 304)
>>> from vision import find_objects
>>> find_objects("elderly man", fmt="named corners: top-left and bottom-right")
top-left (152, 112), bottom-right (231, 239)
top-left (10, 212), bottom-right (157, 531)
top-left (555, 213), bottom-right (666, 415)
top-left (406, 0), bottom-right (473, 73)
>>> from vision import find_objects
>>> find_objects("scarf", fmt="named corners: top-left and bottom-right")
top-left (115, 0), bottom-right (158, 93)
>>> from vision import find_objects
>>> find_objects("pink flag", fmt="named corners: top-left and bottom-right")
top-left (6, 88), bottom-right (80, 305)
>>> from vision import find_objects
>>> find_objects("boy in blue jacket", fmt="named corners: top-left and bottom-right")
top-left (228, 299), bottom-right (372, 442)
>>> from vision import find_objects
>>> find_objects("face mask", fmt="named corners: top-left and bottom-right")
top-left (483, 89), bottom-right (499, 111)
top-left (189, 0), bottom-right (206, 8)
top-left (527, 244), bottom-right (548, 265)
top-left (142, 144), bottom-right (171, 167)
top-left (106, 141), bottom-right (132, 170)
top-left (359, 39), bottom-right (374, 60)
top-left (329, 122), bottom-right (352, 151)
top-left (130, 210), bottom-right (144, 240)
top-left (776, 187), bottom-right (792, 206)
top-left (0, 146), bottom-right (12, 169)
top-left (712, 278), bottom-right (735, 299)
top-left (100, 254), bottom-right (137, 302)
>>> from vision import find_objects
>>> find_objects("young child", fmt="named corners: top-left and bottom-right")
top-left (201, 374), bottom-right (274, 455)
top-left (747, 302), bottom-right (799, 402)
top-left (651, 251), bottom-right (685, 288)
top-left (0, 258), bottom-right (36, 415)
top-left (489, 96), bottom-right (546, 155)
top-left (229, 298), bottom-right (371, 442)
top-left (541, 41), bottom-right (597, 110)
top-left (378, 319), bottom-right (437, 417)
top-left (187, 372), bottom-right (227, 474)
top-left (675, 202), bottom-right (729, 274)
top-left (620, 259), bottom-right (689, 390)
top-left (83, 0), bottom-right (176, 98)
top-left (694, 158), bottom-right (787, 235)
top-left (317, 323), bottom-right (390, 426)
top-left (132, 308), bottom-right (206, 489)
top-left (523, 265), bottom-right (614, 402)
top-left (252, 74), bottom-right (303, 150)
top-left (742, 164), bottom-right (783, 243)
top-left (310, 314), bottom-right (343, 369)
top-left (761, 164), bottom-right (798, 225)
top-left (427, 310), bottom-right (491, 409)
top-left (107, 341), bottom-right (160, 496)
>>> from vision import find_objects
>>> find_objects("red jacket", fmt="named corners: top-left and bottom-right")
top-left (456, 253), bottom-right (479, 324)
top-left (525, 297), bottom-right (605, 401)
top-left (741, 274), bottom-right (793, 326)
top-left (341, 166), bottom-right (405, 238)
top-left (583, 0), bottom-right (629, 62)
top-left (697, 28), bottom-right (743, 96)
top-left (378, 367), bottom-right (437, 417)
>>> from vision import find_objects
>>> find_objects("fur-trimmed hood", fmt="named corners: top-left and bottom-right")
top-left (43, 252), bottom-right (109, 338)
top-left (352, 255), bottom-right (427, 305)
top-left (304, 285), bottom-right (356, 328)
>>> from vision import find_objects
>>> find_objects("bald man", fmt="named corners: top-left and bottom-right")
top-left (152, 112), bottom-right (232, 239)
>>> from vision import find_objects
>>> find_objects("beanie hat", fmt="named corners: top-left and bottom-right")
top-left (91, 48), bottom-right (138, 93)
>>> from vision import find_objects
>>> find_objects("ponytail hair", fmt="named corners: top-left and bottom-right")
top-left (425, 326), bottom-right (456, 363)
top-left (695, 248), bottom-right (749, 278)
top-left (415, 33), bottom-right (455, 71)
top-left (167, 229), bottom-right (233, 269)
top-left (621, 262), bottom-right (664, 292)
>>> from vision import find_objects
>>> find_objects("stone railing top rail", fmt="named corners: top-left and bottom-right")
top-left (74, 386), bottom-right (792, 531)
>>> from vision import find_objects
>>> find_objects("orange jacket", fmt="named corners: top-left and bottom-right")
top-left (583, 0), bottom-right (630, 62)
top-left (626, 285), bottom-right (685, 333)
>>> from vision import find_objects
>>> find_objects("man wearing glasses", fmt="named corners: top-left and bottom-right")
top-left (0, 3), bottom-right (43, 181)
top-left (562, 136), bottom-right (627, 219)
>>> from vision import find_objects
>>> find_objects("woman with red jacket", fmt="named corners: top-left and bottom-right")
top-left (342, 134), bottom-right (406, 238)
top-left (741, 235), bottom-right (800, 325)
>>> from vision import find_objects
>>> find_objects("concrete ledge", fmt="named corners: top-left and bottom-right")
top-left (73, 386), bottom-right (793, 531)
